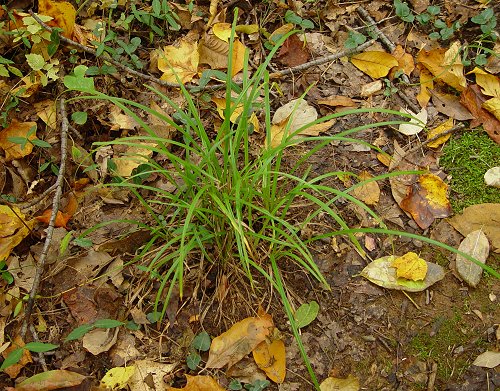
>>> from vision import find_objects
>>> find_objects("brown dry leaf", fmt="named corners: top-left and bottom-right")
top-left (128, 360), bottom-right (176, 391)
top-left (226, 357), bottom-right (267, 384)
top-left (0, 205), bottom-right (36, 261)
top-left (460, 84), bottom-right (500, 144)
top-left (317, 96), bottom-right (358, 107)
top-left (427, 118), bottom-right (454, 148)
top-left (320, 374), bottom-right (360, 391)
top-left (13, 370), bottom-right (86, 391)
top-left (167, 375), bottom-right (225, 391)
top-left (252, 339), bottom-right (286, 383)
top-left (350, 51), bottom-right (398, 79)
top-left (417, 66), bottom-right (434, 107)
top-left (448, 203), bottom-right (500, 252)
top-left (390, 45), bottom-right (415, 78)
top-left (278, 34), bottom-right (310, 67)
top-left (206, 313), bottom-right (273, 369)
top-left (158, 38), bottom-right (199, 83)
top-left (352, 171), bottom-right (380, 206)
top-left (199, 33), bottom-right (246, 76)
top-left (109, 105), bottom-right (138, 131)
top-left (2, 336), bottom-right (33, 378)
top-left (456, 230), bottom-right (490, 287)
top-left (391, 252), bottom-right (428, 281)
top-left (430, 90), bottom-right (474, 120)
top-left (0, 119), bottom-right (37, 161)
top-left (83, 328), bottom-right (119, 355)
top-left (38, 0), bottom-right (76, 38)
top-left (113, 142), bottom-right (156, 177)
top-left (417, 45), bottom-right (467, 91)
top-left (400, 174), bottom-right (452, 229)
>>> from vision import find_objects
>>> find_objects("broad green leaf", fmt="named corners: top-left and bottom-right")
top-left (294, 301), bottom-right (319, 328)
top-left (192, 331), bottom-right (211, 351)
top-left (26, 53), bottom-right (45, 71)
top-left (24, 342), bottom-right (59, 352)
top-left (0, 348), bottom-right (23, 370)
top-left (65, 324), bottom-right (94, 342)
top-left (186, 352), bottom-right (201, 370)
top-left (71, 112), bottom-right (87, 125)
top-left (64, 65), bottom-right (95, 92)
top-left (93, 319), bottom-right (124, 329)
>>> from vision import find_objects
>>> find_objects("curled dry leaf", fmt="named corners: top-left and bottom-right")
top-left (158, 38), bottom-right (199, 84)
top-left (206, 313), bottom-right (273, 369)
top-left (456, 230), bottom-right (490, 287)
top-left (352, 171), bottom-right (380, 206)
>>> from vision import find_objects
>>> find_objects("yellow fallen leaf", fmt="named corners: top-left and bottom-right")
top-left (352, 171), bottom-right (380, 205)
top-left (350, 51), bottom-right (398, 79)
top-left (101, 366), bottom-right (135, 389)
top-left (213, 22), bottom-right (232, 42)
top-left (206, 313), bottom-right (273, 369)
top-left (167, 375), bottom-right (226, 391)
top-left (199, 33), bottom-right (247, 76)
top-left (212, 97), bottom-right (259, 132)
top-left (391, 45), bottom-right (415, 77)
top-left (235, 24), bottom-right (260, 34)
top-left (417, 45), bottom-right (466, 91)
top-left (38, 0), bottom-right (76, 38)
top-left (0, 119), bottom-right (37, 161)
top-left (113, 142), bottom-right (156, 177)
top-left (482, 97), bottom-right (500, 121)
top-left (320, 374), bottom-right (360, 391)
top-left (391, 252), bottom-right (428, 281)
top-left (158, 38), bottom-right (199, 83)
top-left (35, 100), bottom-right (57, 130)
top-left (471, 67), bottom-right (500, 97)
top-left (0, 206), bottom-right (36, 262)
top-left (427, 118), bottom-right (454, 148)
top-left (416, 66), bottom-right (434, 108)
top-left (252, 339), bottom-right (286, 383)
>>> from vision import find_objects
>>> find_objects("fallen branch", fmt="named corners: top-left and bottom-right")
top-left (20, 97), bottom-right (69, 338)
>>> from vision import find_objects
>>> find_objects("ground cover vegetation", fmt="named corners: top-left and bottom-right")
top-left (0, 0), bottom-right (499, 390)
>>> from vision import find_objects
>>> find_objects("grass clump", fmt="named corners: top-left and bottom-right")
top-left (440, 130), bottom-right (500, 212)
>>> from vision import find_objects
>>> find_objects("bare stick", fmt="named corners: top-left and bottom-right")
top-left (29, 324), bottom-right (48, 372)
top-left (20, 98), bottom-right (69, 338)
top-left (18, 184), bottom-right (57, 211)
top-left (356, 6), bottom-right (396, 52)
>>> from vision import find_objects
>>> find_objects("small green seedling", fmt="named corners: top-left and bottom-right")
top-left (187, 331), bottom-right (211, 370)
top-left (1, 342), bottom-right (59, 371)
top-left (0, 261), bottom-right (13, 284)
top-left (64, 319), bottom-right (124, 342)
top-left (344, 31), bottom-right (367, 49)
top-left (229, 379), bottom-right (271, 391)
top-left (284, 10), bottom-right (314, 30)
top-left (294, 300), bottom-right (320, 328)
top-left (8, 125), bottom-right (51, 150)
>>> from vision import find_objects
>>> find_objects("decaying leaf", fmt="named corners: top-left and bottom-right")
top-left (360, 256), bottom-right (445, 292)
top-left (484, 167), bottom-right (500, 188)
top-left (317, 96), bottom-right (358, 108)
top-left (212, 97), bottom-right (259, 132)
top-left (455, 230), bottom-right (490, 287)
top-left (400, 174), bottom-right (452, 230)
top-left (113, 142), bottom-right (156, 177)
top-left (416, 66), bottom-right (433, 108)
top-left (252, 338), bottom-right (286, 383)
top-left (471, 67), bottom-right (500, 98)
top-left (427, 118), bottom-right (454, 148)
top-left (199, 32), bottom-right (246, 76)
top-left (0, 119), bottom-right (37, 161)
top-left (391, 45), bottom-right (415, 78)
top-left (83, 327), bottom-right (119, 355)
top-left (320, 374), bottom-right (360, 391)
top-left (0, 205), bottom-right (36, 261)
top-left (38, 0), bottom-right (76, 38)
top-left (397, 107), bottom-right (428, 136)
top-left (278, 34), bottom-right (310, 67)
top-left (391, 252), bottom-right (428, 281)
top-left (206, 313), bottom-right (273, 369)
top-left (430, 90), bottom-right (474, 121)
top-left (158, 38), bottom-right (199, 83)
top-left (472, 351), bottom-right (500, 369)
top-left (167, 375), bottom-right (226, 391)
top-left (13, 370), bottom-right (86, 391)
top-left (127, 360), bottom-right (176, 391)
top-left (352, 171), bottom-right (380, 206)
top-left (350, 51), bottom-right (398, 79)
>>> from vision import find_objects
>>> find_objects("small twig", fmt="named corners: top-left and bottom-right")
top-left (29, 324), bottom-right (48, 372)
top-left (20, 98), bottom-right (69, 338)
top-left (356, 6), bottom-right (396, 53)
top-left (269, 39), bottom-right (376, 79)
top-left (427, 361), bottom-right (438, 391)
top-left (17, 183), bottom-right (57, 211)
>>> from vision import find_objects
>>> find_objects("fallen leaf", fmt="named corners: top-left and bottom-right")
top-left (400, 174), bottom-right (452, 229)
top-left (83, 327), bottom-right (119, 355)
top-left (212, 22), bottom-right (232, 42)
top-left (199, 32), bottom-right (246, 76)
top-left (13, 370), bottom-right (86, 391)
top-left (109, 105), bottom-right (139, 131)
top-left (460, 85), bottom-right (500, 144)
top-left (38, 0), bottom-right (76, 38)
top-left (167, 375), bottom-right (226, 391)
top-left (113, 142), bottom-right (156, 177)
top-left (2, 336), bottom-right (32, 378)
top-left (398, 107), bottom-right (428, 136)
top-left (350, 51), bottom-right (398, 79)
top-left (416, 66), bottom-right (433, 108)
top-left (226, 357), bottom-right (267, 384)
top-left (390, 45), bottom-right (415, 77)
top-left (456, 230), bottom-right (490, 287)
top-left (427, 118), bottom-right (454, 148)
top-left (128, 360), bottom-right (176, 391)
top-left (294, 301), bottom-right (319, 328)
top-left (158, 38), bottom-right (199, 83)
top-left (360, 256), bottom-right (445, 292)
top-left (0, 119), bottom-right (37, 161)
top-left (206, 313), bottom-right (273, 369)
top-left (0, 205), bottom-right (36, 261)
top-left (34, 100), bottom-right (57, 130)
top-left (360, 80), bottom-right (383, 97)
top-left (482, 97), bottom-right (500, 121)
top-left (417, 45), bottom-right (466, 91)
top-left (252, 339), bottom-right (286, 383)
top-left (278, 34), bottom-right (310, 67)
top-left (430, 90), bottom-right (474, 120)
top-left (472, 351), bottom-right (500, 368)
top-left (101, 366), bottom-right (136, 390)
top-left (391, 252), bottom-right (428, 281)
top-left (471, 67), bottom-right (500, 98)
top-left (352, 171), bottom-right (380, 206)
top-left (320, 374), bottom-right (360, 391)
top-left (36, 209), bottom-right (71, 229)
top-left (484, 167), bottom-right (500, 188)
top-left (448, 203), bottom-right (500, 252)
top-left (268, 24), bottom-right (294, 45)
top-left (317, 96), bottom-right (358, 107)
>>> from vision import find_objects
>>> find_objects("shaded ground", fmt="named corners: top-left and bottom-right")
top-left (0, 0), bottom-right (499, 390)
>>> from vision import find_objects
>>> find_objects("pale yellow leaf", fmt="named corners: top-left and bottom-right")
top-left (427, 117), bottom-right (454, 148)
top-left (482, 97), bottom-right (500, 121)
top-left (391, 252), bottom-right (428, 281)
top-left (213, 23), bottom-right (232, 42)
top-left (101, 367), bottom-right (135, 390)
top-left (471, 67), bottom-right (500, 97)
top-left (158, 38), bottom-right (199, 83)
top-left (350, 51), bottom-right (398, 79)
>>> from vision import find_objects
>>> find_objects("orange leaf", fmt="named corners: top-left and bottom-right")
top-left (36, 209), bottom-right (71, 229)
top-left (417, 45), bottom-right (466, 91)
top-left (38, 0), bottom-right (76, 38)
top-left (206, 313), bottom-right (274, 369)
top-left (400, 174), bottom-right (452, 229)
top-left (167, 375), bottom-right (225, 391)
top-left (390, 45), bottom-right (415, 78)
top-left (416, 66), bottom-right (433, 108)
top-left (252, 339), bottom-right (286, 383)
top-left (0, 119), bottom-right (37, 162)
top-left (2, 336), bottom-right (33, 378)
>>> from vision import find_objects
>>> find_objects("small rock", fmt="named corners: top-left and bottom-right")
top-left (484, 166), bottom-right (500, 188)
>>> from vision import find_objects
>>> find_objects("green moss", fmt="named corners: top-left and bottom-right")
top-left (440, 130), bottom-right (500, 212)
top-left (409, 312), bottom-right (483, 380)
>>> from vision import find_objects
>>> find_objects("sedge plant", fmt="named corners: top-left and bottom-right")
top-left (64, 22), bottom-right (499, 389)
